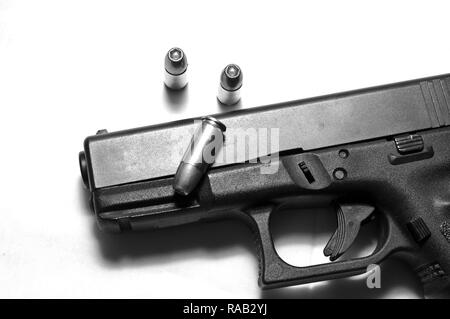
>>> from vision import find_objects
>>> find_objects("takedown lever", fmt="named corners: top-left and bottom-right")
top-left (323, 203), bottom-right (375, 261)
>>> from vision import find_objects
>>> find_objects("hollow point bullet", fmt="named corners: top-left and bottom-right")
top-left (164, 47), bottom-right (188, 90)
top-left (173, 116), bottom-right (226, 196)
top-left (217, 64), bottom-right (242, 105)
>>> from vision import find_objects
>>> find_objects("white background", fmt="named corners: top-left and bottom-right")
top-left (0, 0), bottom-right (448, 298)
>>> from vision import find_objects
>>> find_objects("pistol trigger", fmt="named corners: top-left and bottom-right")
top-left (323, 203), bottom-right (375, 261)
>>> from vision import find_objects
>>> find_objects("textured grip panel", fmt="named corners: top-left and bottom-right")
top-left (417, 262), bottom-right (446, 284)
top-left (416, 262), bottom-right (450, 299)
top-left (441, 221), bottom-right (450, 243)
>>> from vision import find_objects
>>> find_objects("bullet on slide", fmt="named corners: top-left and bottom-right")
top-left (173, 116), bottom-right (226, 196)
top-left (164, 47), bottom-right (188, 90)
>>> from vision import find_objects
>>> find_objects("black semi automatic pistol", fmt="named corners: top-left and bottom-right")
top-left (80, 74), bottom-right (450, 298)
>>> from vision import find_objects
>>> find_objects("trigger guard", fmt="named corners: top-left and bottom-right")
top-left (245, 204), bottom-right (405, 289)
